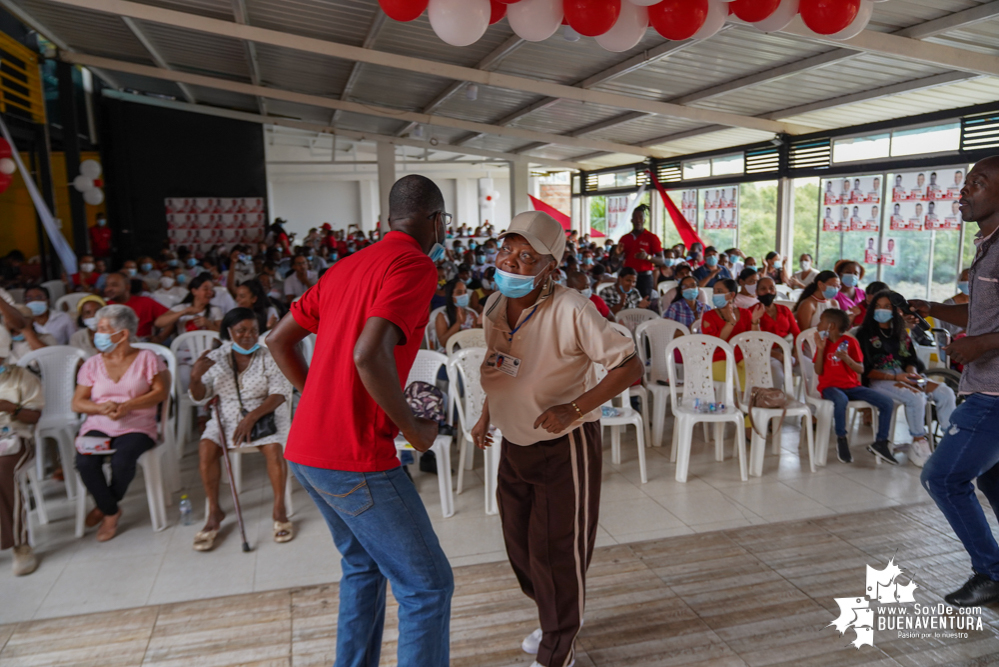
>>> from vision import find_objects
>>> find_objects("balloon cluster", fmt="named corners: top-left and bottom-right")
top-left (72, 159), bottom-right (105, 206)
top-left (379, 0), bottom-right (877, 51)
top-left (0, 138), bottom-right (16, 195)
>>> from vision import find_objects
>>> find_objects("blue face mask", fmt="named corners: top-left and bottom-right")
top-left (958, 281), bottom-right (969, 294)
top-left (187, 258), bottom-right (199, 268)
top-left (729, 254), bottom-right (740, 265)
top-left (705, 255), bottom-right (718, 267)
top-left (11, 334), bottom-right (24, 342)
top-left (475, 256), bottom-right (485, 266)
top-left (823, 286), bottom-right (839, 299)
top-left (495, 268), bottom-right (541, 298)
top-left (168, 259), bottom-right (179, 267)
top-left (176, 273), bottom-right (187, 285)
top-left (745, 265), bottom-right (757, 273)
top-left (772, 261), bottom-right (782, 270)
top-left (682, 288), bottom-right (699, 301)
top-left (873, 309), bottom-right (894, 323)
top-left (712, 294), bottom-right (728, 309)
top-left (125, 267), bottom-right (137, 277)
top-left (454, 293), bottom-right (470, 308)
top-left (94, 331), bottom-right (121, 353)
top-left (469, 242), bottom-right (477, 250)
top-left (841, 273), bottom-right (859, 288)
top-left (231, 341), bottom-right (261, 355)
top-left (141, 263), bottom-right (153, 272)
top-left (26, 301), bottom-right (48, 317)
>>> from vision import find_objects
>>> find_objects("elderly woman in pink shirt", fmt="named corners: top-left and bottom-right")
top-left (72, 304), bottom-right (169, 542)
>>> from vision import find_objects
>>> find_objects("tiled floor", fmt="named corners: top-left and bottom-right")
top-left (0, 418), bottom-right (965, 626)
top-left (1, 503), bottom-right (998, 666)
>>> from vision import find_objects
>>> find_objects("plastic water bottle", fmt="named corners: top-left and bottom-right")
top-left (179, 495), bottom-right (193, 526)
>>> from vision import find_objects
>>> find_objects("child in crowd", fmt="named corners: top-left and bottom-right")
top-left (813, 309), bottom-right (897, 465)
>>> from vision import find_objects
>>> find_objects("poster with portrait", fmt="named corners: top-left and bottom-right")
top-left (889, 166), bottom-right (964, 232)
top-left (820, 175), bottom-right (882, 232)
top-left (676, 188), bottom-right (698, 225)
top-left (605, 195), bottom-right (631, 240)
top-left (700, 186), bottom-right (738, 230)
top-left (879, 236), bottom-right (897, 266)
top-left (864, 236), bottom-right (879, 265)
top-left (165, 197), bottom-right (267, 253)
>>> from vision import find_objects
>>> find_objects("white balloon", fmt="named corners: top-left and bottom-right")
top-left (596, 1), bottom-right (648, 52)
top-left (73, 175), bottom-right (92, 192)
top-left (0, 157), bottom-right (15, 175)
top-left (828, 0), bottom-right (873, 40)
top-left (428, 0), bottom-right (490, 47)
top-left (753, 0), bottom-right (799, 33)
top-left (626, 0), bottom-right (659, 5)
top-left (83, 188), bottom-right (104, 206)
top-left (693, 0), bottom-right (728, 40)
top-left (508, 0), bottom-right (562, 42)
top-left (79, 159), bottom-right (102, 179)
top-left (563, 25), bottom-right (580, 41)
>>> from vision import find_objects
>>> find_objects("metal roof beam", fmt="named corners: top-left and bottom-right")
top-left (44, 0), bottom-right (797, 135)
top-left (333, 10), bottom-right (387, 124)
top-left (101, 87), bottom-right (582, 169)
top-left (120, 17), bottom-right (196, 103)
top-left (396, 34), bottom-right (525, 136)
top-left (61, 52), bottom-right (665, 158)
top-left (896, 0), bottom-right (999, 40)
top-left (230, 0), bottom-right (266, 114)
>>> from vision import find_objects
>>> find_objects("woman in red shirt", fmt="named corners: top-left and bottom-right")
top-left (700, 278), bottom-right (753, 385)
top-left (752, 276), bottom-right (801, 389)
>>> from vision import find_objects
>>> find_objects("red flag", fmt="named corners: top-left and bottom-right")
top-left (529, 194), bottom-right (606, 238)
top-left (649, 170), bottom-right (704, 249)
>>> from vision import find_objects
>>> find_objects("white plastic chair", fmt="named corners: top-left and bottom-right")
top-left (732, 332), bottom-right (815, 477)
top-left (596, 365), bottom-right (648, 483)
top-left (448, 347), bottom-right (503, 515)
top-left (133, 343), bottom-right (180, 494)
top-left (17, 346), bottom-right (89, 500)
top-left (635, 319), bottom-right (689, 448)
top-left (445, 328), bottom-right (486, 356)
top-left (40, 279), bottom-right (65, 304)
top-left (75, 388), bottom-right (172, 535)
top-left (774, 285), bottom-right (792, 300)
top-left (657, 280), bottom-right (678, 296)
top-left (424, 306), bottom-right (447, 350)
top-left (394, 350), bottom-right (455, 518)
top-left (170, 331), bottom-right (220, 448)
top-left (16, 455), bottom-right (48, 536)
top-left (774, 299), bottom-right (797, 311)
top-left (665, 335), bottom-right (747, 483)
top-left (615, 308), bottom-right (659, 336)
top-left (604, 321), bottom-right (651, 449)
top-left (55, 292), bottom-right (88, 314)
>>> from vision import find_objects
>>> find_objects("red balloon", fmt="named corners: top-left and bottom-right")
top-left (0, 173), bottom-right (11, 195)
top-left (800, 0), bottom-right (861, 35)
top-left (648, 0), bottom-right (709, 41)
top-left (489, 0), bottom-right (507, 24)
top-left (564, 0), bottom-right (621, 37)
top-left (731, 0), bottom-right (781, 23)
top-left (0, 137), bottom-right (11, 161)
top-left (378, 0), bottom-right (428, 22)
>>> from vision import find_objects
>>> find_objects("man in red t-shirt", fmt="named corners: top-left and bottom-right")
top-left (267, 175), bottom-right (453, 666)
top-left (567, 271), bottom-right (610, 318)
top-left (813, 308), bottom-right (896, 465)
top-left (89, 215), bottom-right (112, 259)
top-left (103, 272), bottom-right (168, 340)
top-left (613, 204), bottom-right (665, 299)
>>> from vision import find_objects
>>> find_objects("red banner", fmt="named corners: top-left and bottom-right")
top-left (528, 194), bottom-right (606, 238)
top-left (649, 170), bottom-right (704, 249)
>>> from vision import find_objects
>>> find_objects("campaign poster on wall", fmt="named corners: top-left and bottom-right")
top-left (889, 167), bottom-right (964, 232)
top-left (606, 195), bottom-right (631, 240)
top-left (677, 188), bottom-right (698, 225)
top-left (820, 175), bottom-right (881, 232)
top-left (879, 236), bottom-right (897, 266)
top-left (864, 236), bottom-right (879, 264)
top-left (701, 186), bottom-right (738, 230)
top-left (165, 197), bottom-right (267, 253)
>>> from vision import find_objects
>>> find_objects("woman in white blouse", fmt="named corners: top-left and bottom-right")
top-left (152, 274), bottom-right (223, 337)
top-left (188, 308), bottom-right (294, 551)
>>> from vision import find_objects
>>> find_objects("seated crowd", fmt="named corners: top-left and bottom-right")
top-left (0, 215), bottom-right (961, 577)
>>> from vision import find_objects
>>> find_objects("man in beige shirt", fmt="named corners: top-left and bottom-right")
top-left (471, 211), bottom-right (642, 667)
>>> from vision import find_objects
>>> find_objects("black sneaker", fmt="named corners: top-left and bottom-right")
top-left (945, 573), bottom-right (999, 607)
top-left (867, 440), bottom-right (899, 465)
top-left (837, 437), bottom-right (853, 464)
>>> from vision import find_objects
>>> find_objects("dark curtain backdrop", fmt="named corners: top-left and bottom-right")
top-left (99, 98), bottom-right (267, 264)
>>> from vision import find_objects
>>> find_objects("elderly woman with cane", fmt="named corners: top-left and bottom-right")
top-left (188, 308), bottom-right (294, 552)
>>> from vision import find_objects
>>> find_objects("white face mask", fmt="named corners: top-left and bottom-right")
top-left (580, 288), bottom-right (593, 299)
top-left (83, 316), bottom-right (97, 331)
top-left (745, 283), bottom-right (757, 296)
top-left (159, 277), bottom-right (175, 289)
top-left (80, 263), bottom-right (95, 273)
top-left (800, 260), bottom-right (812, 272)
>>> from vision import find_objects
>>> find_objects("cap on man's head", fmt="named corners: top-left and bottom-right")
top-left (499, 211), bottom-right (566, 263)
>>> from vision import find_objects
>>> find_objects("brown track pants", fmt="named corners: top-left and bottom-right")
top-left (497, 420), bottom-right (602, 667)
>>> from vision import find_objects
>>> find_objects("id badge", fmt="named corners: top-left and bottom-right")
top-left (487, 352), bottom-right (522, 378)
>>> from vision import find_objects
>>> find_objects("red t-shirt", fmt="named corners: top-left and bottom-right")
top-left (814, 335), bottom-right (862, 393)
top-left (619, 230), bottom-right (663, 273)
top-left (71, 272), bottom-right (100, 290)
top-left (90, 225), bottom-right (112, 256)
top-left (590, 294), bottom-right (610, 318)
top-left (758, 304), bottom-right (801, 342)
top-left (700, 308), bottom-right (753, 363)
top-left (111, 295), bottom-right (168, 338)
top-left (285, 231), bottom-right (437, 472)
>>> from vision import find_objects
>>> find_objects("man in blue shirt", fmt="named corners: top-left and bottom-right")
top-left (693, 246), bottom-right (732, 288)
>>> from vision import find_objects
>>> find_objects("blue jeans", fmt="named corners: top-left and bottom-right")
top-left (289, 461), bottom-right (454, 667)
top-left (821, 386), bottom-right (894, 441)
top-left (921, 394), bottom-right (999, 580)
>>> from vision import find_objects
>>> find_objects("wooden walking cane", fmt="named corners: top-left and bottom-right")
top-left (211, 395), bottom-right (251, 553)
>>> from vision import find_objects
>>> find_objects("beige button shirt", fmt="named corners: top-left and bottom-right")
top-left (481, 282), bottom-right (636, 446)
